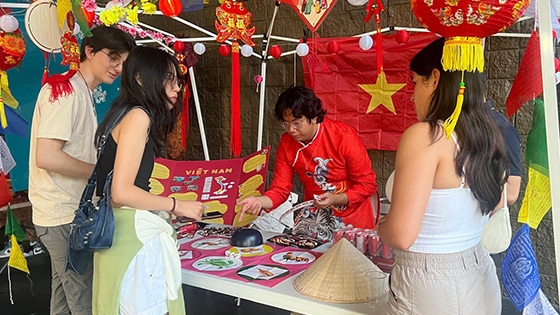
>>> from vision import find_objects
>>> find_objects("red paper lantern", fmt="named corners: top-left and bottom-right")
top-left (411, 0), bottom-right (530, 72)
top-left (159, 0), bottom-right (182, 17)
top-left (173, 41), bottom-right (185, 53)
top-left (395, 30), bottom-right (410, 44)
top-left (269, 45), bottom-right (282, 58)
top-left (0, 30), bottom-right (25, 71)
top-left (82, 7), bottom-right (95, 28)
top-left (327, 41), bottom-right (340, 53)
top-left (219, 44), bottom-right (231, 56)
top-left (555, 57), bottom-right (560, 73)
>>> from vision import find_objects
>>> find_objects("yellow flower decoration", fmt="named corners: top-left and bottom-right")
top-left (99, 6), bottom-right (126, 26)
top-left (126, 5), bottom-right (139, 25)
top-left (141, 0), bottom-right (156, 14)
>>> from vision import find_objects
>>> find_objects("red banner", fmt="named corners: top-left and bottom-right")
top-left (303, 33), bottom-right (438, 151)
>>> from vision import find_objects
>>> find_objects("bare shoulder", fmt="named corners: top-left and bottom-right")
top-left (399, 122), bottom-right (432, 147)
top-left (113, 107), bottom-right (150, 142)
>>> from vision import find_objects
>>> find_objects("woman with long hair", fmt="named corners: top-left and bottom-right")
top-left (377, 38), bottom-right (509, 314)
top-left (92, 46), bottom-right (203, 315)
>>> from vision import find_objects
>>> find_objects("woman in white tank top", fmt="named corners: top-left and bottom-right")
top-left (377, 38), bottom-right (509, 314)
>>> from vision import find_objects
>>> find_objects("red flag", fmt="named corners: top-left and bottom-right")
top-left (302, 33), bottom-right (438, 150)
top-left (506, 31), bottom-right (542, 117)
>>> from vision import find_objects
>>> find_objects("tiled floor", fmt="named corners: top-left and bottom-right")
top-left (0, 251), bottom-right (521, 315)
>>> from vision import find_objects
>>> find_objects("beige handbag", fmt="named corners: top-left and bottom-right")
top-left (481, 183), bottom-right (511, 254)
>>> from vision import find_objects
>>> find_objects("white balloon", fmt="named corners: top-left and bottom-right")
top-left (73, 22), bottom-right (81, 35)
top-left (296, 43), bottom-right (309, 57)
top-left (193, 43), bottom-right (206, 55)
top-left (0, 15), bottom-right (19, 33)
top-left (359, 35), bottom-right (373, 50)
top-left (347, 0), bottom-right (368, 5)
top-left (240, 44), bottom-right (253, 57)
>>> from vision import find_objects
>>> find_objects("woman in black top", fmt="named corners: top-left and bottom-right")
top-left (92, 46), bottom-right (202, 315)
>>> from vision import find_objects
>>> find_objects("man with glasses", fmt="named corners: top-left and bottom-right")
top-left (29, 26), bottom-right (135, 315)
top-left (238, 85), bottom-right (378, 229)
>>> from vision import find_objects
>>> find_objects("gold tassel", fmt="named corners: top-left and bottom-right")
top-left (0, 71), bottom-right (18, 109)
top-left (442, 37), bottom-right (484, 73)
top-left (443, 72), bottom-right (465, 138)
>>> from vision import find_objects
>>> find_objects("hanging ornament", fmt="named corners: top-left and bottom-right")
top-left (269, 45), bottom-right (282, 58)
top-left (73, 22), bottom-right (81, 35)
top-left (395, 30), bottom-right (409, 44)
top-left (290, 0), bottom-right (338, 32)
top-left (219, 44), bottom-right (231, 56)
top-left (555, 57), bottom-right (560, 73)
top-left (214, 0), bottom-right (257, 157)
top-left (348, 0), bottom-right (368, 5)
top-left (159, 0), bottom-right (182, 17)
top-left (240, 44), bottom-right (253, 57)
top-left (82, 7), bottom-right (95, 28)
top-left (253, 74), bottom-right (263, 92)
top-left (327, 41), bottom-right (340, 53)
top-left (0, 29), bottom-right (25, 128)
top-left (173, 40), bottom-right (185, 53)
top-left (193, 43), bottom-right (206, 55)
top-left (411, 0), bottom-right (530, 137)
top-left (57, 0), bottom-right (93, 36)
top-left (359, 35), bottom-right (373, 50)
top-left (296, 43), bottom-right (309, 56)
top-left (0, 15), bottom-right (18, 33)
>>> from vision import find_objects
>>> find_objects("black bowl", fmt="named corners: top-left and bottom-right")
top-left (230, 228), bottom-right (263, 247)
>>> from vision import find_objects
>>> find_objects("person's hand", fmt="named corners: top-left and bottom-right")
top-left (237, 197), bottom-right (263, 222)
top-left (313, 193), bottom-right (342, 209)
top-left (174, 200), bottom-right (204, 221)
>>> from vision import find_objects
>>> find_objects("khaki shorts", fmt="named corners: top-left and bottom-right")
top-left (383, 243), bottom-right (501, 315)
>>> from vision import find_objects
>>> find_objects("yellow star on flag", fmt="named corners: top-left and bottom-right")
top-left (359, 70), bottom-right (406, 115)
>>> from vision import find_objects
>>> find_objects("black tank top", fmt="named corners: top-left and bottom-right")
top-left (96, 116), bottom-right (155, 197)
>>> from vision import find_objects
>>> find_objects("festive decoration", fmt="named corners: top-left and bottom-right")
top-left (359, 35), bottom-right (373, 50)
top-left (327, 40), bottom-right (340, 53)
top-left (56, 0), bottom-right (92, 36)
top-left (82, 7), bottom-right (95, 28)
top-left (395, 30), bottom-right (409, 44)
top-left (193, 42), bottom-right (206, 55)
top-left (555, 57), bottom-right (560, 72)
top-left (0, 29), bottom-right (25, 128)
top-left (219, 44), bottom-right (231, 56)
top-left (0, 15), bottom-right (18, 33)
top-left (173, 40), bottom-right (185, 52)
top-left (100, 1), bottom-right (139, 26)
top-left (240, 44), bottom-right (253, 57)
top-left (159, 0), bottom-right (183, 17)
top-left (214, 0), bottom-right (256, 157)
top-left (348, 0), bottom-right (368, 5)
top-left (5, 204), bottom-right (30, 305)
top-left (411, 0), bottom-right (530, 137)
top-left (302, 33), bottom-right (439, 150)
top-left (291, 0), bottom-right (338, 32)
top-left (269, 45), bottom-right (282, 58)
top-left (253, 74), bottom-right (262, 92)
top-left (296, 42), bottom-right (309, 56)
top-left (506, 32), bottom-right (542, 117)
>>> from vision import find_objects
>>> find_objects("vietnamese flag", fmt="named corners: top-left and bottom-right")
top-left (302, 33), bottom-right (438, 150)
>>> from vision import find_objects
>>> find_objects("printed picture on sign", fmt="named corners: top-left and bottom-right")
top-left (193, 256), bottom-right (243, 271)
top-left (227, 244), bottom-right (274, 257)
top-left (190, 237), bottom-right (230, 250)
top-left (271, 251), bottom-right (316, 265)
top-left (236, 264), bottom-right (289, 281)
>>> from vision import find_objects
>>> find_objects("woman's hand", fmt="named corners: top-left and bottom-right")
top-left (174, 200), bottom-right (204, 221)
top-left (313, 193), bottom-right (348, 209)
top-left (237, 197), bottom-right (263, 221)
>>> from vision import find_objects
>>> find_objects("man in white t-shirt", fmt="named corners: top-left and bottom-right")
top-left (29, 26), bottom-right (135, 315)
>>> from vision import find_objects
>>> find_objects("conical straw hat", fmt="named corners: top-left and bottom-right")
top-left (293, 238), bottom-right (384, 303)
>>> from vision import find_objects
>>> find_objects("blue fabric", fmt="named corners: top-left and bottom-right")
top-left (1, 106), bottom-right (28, 138)
top-left (485, 99), bottom-right (522, 176)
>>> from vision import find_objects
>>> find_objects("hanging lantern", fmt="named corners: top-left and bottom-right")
top-left (296, 43), bottom-right (309, 56)
top-left (159, 0), bottom-right (182, 17)
top-left (0, 15), bottom-right (18, 33)
top-left (82, 7), bottom-right (95, 28)
top-left (173, 40), bottom-right (185, 53)
top-left (395, 30), bottom-right (410, 44)
top-left (359, 35), bottom-right (373, 50)
top-left (219, 44), bottom-right (231, 56)
top-left (348, 0), bottom-right (369, 5)
top-left (411, 0), bottom-right (530, 72)
top-left (269, 45), bottom-right (282, 58)
top-left (240, 44), bottom-right (253, 57)
top-left (193, 43), bottom-right (206, 55)
top-left (0, 29), bottom-right (25, 128)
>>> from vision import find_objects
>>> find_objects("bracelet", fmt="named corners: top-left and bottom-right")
top-left (170, 197), bottom-right (176, 215)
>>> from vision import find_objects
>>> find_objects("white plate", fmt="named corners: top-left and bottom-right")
top-left (270, 251), bottom-right (316, 265)
top-left (190, 237), bottom-right (230, 250)
top-left (192, 256), bottom-right (243, 271)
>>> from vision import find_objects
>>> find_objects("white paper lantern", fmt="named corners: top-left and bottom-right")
top-left (359, 35), bottom-right (373, 50)
top-left (73, 22), bottom-right (81, 35)
top-left (240, 44), bottom-right (253, 57)
top-left (347, 0), bottom-right (368, 5)
top-left (193, 43), bottom-right (206, 55)
top-left (0, 15), bottom-right (19, 33)
top-left (296, 43), bottom-right (309, 57)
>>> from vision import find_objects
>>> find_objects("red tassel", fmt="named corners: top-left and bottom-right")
top-left (230, 42), bottom-right (241, 157)
top-left (376, 26), bottom-right (383, 71)
top-left (42, 52), bottom-right (49, 87)
top-left (44, 70), bottom-right (78, 102)
top-left (182, 86), bottom-right (190, 149)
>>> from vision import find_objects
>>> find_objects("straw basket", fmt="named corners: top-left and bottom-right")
top-left (293, 238), bottom-right (384, 303)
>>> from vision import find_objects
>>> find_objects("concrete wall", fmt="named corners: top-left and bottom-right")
top-left (144, 0), bottom-right (560, 306)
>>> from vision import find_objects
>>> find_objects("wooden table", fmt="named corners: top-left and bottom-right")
top-left (180, 229), bottom-right (378, 315)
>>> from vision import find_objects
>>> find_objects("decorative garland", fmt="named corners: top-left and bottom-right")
top-left (93, 16), bottom-right (175, 44)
